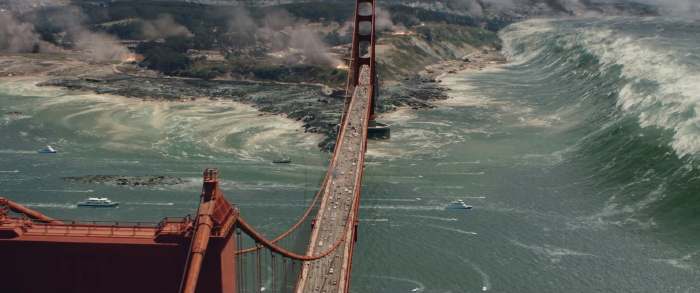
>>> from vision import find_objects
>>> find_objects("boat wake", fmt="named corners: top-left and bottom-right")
top-left (358, 275), bottom-right (426, 293)
top-left (21, 202), bottom-right (77, 209)
top-left (424, 224), bottom-right (478, 236)
top-left (123, 202), bottom-right (175, 206)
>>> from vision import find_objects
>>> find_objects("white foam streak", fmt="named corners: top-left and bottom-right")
top-left (500, 19), bottom-right (555, 65)
top-left (425, 224), bottom-right (478, 236)
top-left (504, 19), bottom-right (700, 157)
top-left (579, 26), bottom-right (700, 157)
top-left (509, 239), bottom-right (597, 263)
top-left (0, 81), bottom-right (321, 160)
top-left (21, 202), bottom-right (77, 209)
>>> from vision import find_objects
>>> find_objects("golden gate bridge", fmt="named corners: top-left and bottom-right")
top-left (0, 1), bottom-right (382, 292)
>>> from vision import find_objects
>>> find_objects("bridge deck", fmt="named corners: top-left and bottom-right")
top-left (296, 66), bottom-right (372, 293)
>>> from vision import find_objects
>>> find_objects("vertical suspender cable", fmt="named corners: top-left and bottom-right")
top-left (237, 228), bottom-right (243, 293)
top-left (271, 252), bottom-right (276, 293)
top-left (282, 258), bottom-right (288, 293)
top-left (256, 244), bottom-right (262, 293)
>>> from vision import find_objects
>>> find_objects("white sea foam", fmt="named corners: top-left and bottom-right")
top-left (439, 91), bottom-right (493, 108)
top-left (509, 239), bottom-right (597, 264)
top-left (501, 18), bottom-right (700, 159)
top-left (0, 149), bottom-right (36, 154)
top-left (407, 215), bottom-right (458, 222)
top-left (364, 198), bottom-right (419, 202)
top-left (123, 202), bottom-right (175, 206)
top-left (419, 241), bottom-right (492, 291)
top-left (651, 250), bottom-right (699, 271)
top-left (173, 177), bottom-right (304, 192)
top-left (0, 78), bottom-right (69, 97)
top-left (359, 275), bottom-right (426, 292)
top-left (436, 160), bottom-right (481, 166)
top-left (377, 107), bottom-right (416, 124)
top-left (22, 202), bottom-right (77, 209)
top-left (578, 27), bottom-right (700, 157)
top-left (583, 183), bottom-right (666, 229)
top-left (500, 19), bottom-right (556, 65)
top-left (360, 204), bottom-right (444, 211)
top-left (39, 189), bottom-right (94, 193)
top-left (359, 218), bottom-right (390, 222)
top-left (424, 224), bottom-right (478, 236)
top-left (4, 85), bottom-right (321, 160)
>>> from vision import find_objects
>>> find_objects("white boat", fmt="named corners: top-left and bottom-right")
top-left (38, 145), bottom-right (57, 154)
top-left (446, 200), bottom-right (473, 210)
top-left (77, 197), bottom-right (119, 208)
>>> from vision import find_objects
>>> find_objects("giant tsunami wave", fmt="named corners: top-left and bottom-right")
top-left (500, 18), bottom-right (700, 233)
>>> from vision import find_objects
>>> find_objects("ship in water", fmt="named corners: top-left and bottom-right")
top-left (77, 197), bottom-right (119, 208)
top-left (37, 145), bottom-right (57, 154)
top-left (446, 200), bottom-right (473, 210)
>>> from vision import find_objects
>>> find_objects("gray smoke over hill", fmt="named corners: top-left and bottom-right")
top-left (45, 6), bottom-right (130, 61)
top-left (0, 0), bottom-right (129, 61)
top-left (142, 14), bottom-right (193, 40)
top-left (0, 13), bottom-right (47, 53)
top-left (225, 7), bottom-right (342, 67)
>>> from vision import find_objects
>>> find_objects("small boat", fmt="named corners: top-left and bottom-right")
top-left (446, 200), bottom-right (473, 210)
top-left (38, 145), bottom-right (57, 154)
top-left (77, 197), bottom-right (119, 208)
top-left (272, 159), bottom-right (292, 164)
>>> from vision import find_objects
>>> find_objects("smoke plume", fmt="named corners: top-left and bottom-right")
top-left (226, 7), bottom-right (341, 67)
top-left (141, 15), bottom-right (193, 40)
top-left (48, 6), bottom-right (129, 62)
top-left (0, 12), bottom-right (43, 52)
top-left (72, 30), bottom-right (130, 62)
top-left (375, 7), bottom-right (407, 32)
top-left (0, 2), bottom-right (129, 62)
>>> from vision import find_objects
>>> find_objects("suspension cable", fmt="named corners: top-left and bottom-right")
top-left (235, 169), bottom-right (329, 255)
top-left (236, 216), bottom-right (347, 261)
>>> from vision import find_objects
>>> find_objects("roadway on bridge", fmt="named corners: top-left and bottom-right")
top-left (296, 66), bottom-right (371, 293)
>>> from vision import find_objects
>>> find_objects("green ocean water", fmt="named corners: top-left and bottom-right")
top-left (2, 17), bottom-right (700, 292)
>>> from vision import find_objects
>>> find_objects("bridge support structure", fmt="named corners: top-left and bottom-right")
top-left (0, 169), bottom-right (242, 293)
top-left (348, 0), bottom-right (390, 140)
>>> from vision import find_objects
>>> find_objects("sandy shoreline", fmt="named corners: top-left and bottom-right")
top-left (425, 49), bottom-right (507, 82)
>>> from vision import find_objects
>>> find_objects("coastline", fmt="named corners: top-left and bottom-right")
top-left (426, 49), bottom-right (507, 82)
top-left (0, 49), bottom-right (506, 150)
top-left (378, 49), bottom-right (507, 114)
